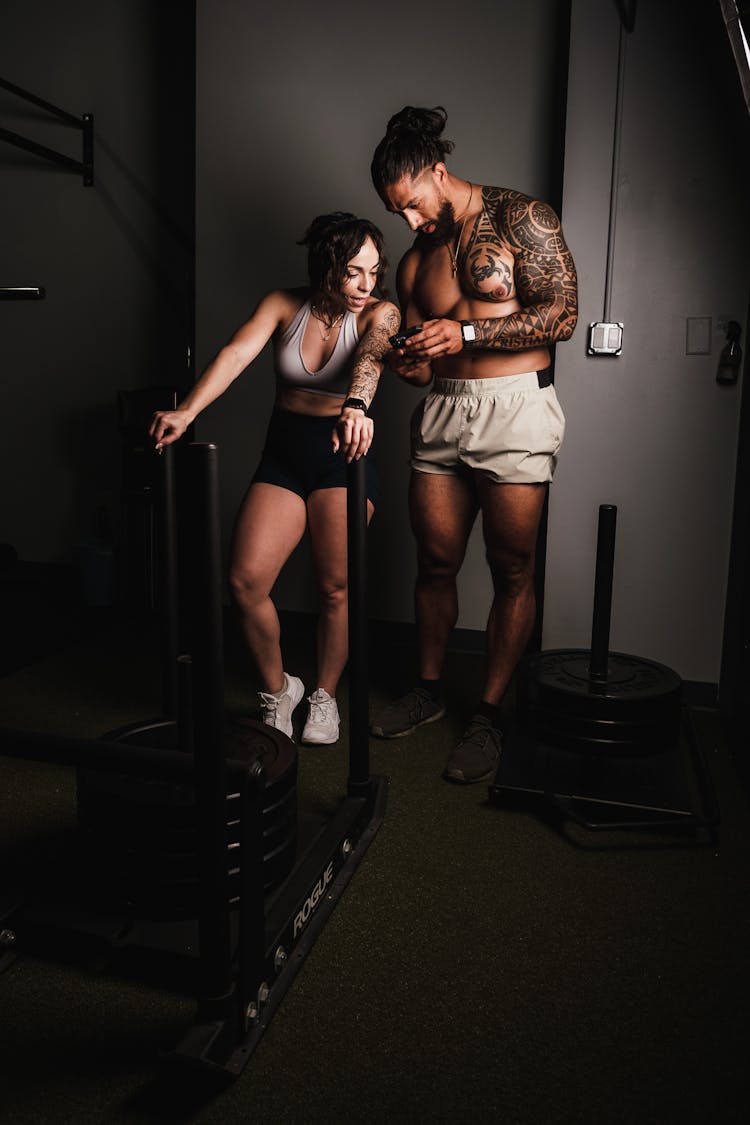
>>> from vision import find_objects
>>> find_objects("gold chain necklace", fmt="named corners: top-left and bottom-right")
top-left (448, 183), bottom-right (474, 276)
top-left (311, 305), bottom-right (344, 342)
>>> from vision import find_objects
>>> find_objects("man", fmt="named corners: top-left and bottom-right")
top-left (369, 105), bottom-right (577, 784)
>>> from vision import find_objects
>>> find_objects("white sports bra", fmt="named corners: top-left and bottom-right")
top-left (274, 299), bottom-right (359, 397)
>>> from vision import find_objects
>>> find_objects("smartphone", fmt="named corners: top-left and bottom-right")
top-left (389, 324), bottom-right (423, 348)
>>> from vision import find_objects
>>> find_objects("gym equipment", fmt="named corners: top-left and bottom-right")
top-left (0, 75), bottom-right (93, 186)
top-left (0, 441), bottom-right (387, 1076)
top-left (490, 504), bottom-right (719, 834)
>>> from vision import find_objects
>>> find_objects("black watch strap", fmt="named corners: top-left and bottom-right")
top-left (341, 397), bottom-right (368, 414)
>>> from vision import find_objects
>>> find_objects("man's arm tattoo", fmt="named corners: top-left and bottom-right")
top-left (470, 190), bottom-right (578, 351)
top-left (346, 305), bottom-right (400, 405)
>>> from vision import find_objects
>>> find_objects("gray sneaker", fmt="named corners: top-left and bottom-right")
top-left (258, 673), bottom-right (305, 740)
top-left (370, 687), bottom-right (446, 738)
top-left (443, 715), bottom-right (502, 784)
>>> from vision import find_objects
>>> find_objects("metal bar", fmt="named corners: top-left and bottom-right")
top-left (346, 455), bottom-right (371, 795)
top-left (589, 504), bottom-right (617, 680)
top-left (183, 442), bottom-right (233, 1009)
top-left (0, 126), bottom-right (85, 176)
top-left (0, 287), bottom-right (45, 299)
top-left (602, 25), bottom-right (628, 322)
top-left (158, 445), bottom-right (180, 718)
top-left (0, 724), bottom-right (248, 785)
top-left (0, 76), bottom-right (83, 126)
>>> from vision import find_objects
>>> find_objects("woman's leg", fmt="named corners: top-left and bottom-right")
top-left (228, 482), bottom-right (307, 693)
top-left (306, 486), bottom-right (374, 696)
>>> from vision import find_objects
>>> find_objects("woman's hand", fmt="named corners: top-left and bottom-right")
top-left (149, 409), bottom-right (192, 451)
top-left (332, 407), bottom-right (373, 462)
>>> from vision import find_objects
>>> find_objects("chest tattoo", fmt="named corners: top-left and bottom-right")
top-left (463, 209), bottom-right (515, 301)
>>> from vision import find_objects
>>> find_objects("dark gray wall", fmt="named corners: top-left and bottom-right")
top-left (0, 1), bottom-right (193, 571)
top-left (195, 0), bottom-right (566, 628)
top-left (548, 0), bottom-right (750, 683)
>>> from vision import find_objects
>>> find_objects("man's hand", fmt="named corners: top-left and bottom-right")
top-left (332, 407), bottom-right (373, 462)
top-left (398, 318), bottom-right (464, 359)
top-left (388, 346), bottom-right (434, 387)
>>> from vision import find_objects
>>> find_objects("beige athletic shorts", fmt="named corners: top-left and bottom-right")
top-left (410, 370), bottom-right (565, 485)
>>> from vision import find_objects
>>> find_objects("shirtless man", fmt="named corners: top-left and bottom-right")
top-left (369, 106), bottom-right (577, 783)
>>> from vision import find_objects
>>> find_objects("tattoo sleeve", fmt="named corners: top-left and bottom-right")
top-left (346, 304), bottom-right (400, 405)
top-left (470, 190), bottom-right (578, 351)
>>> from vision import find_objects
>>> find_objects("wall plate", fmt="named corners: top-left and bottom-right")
top-left (588, 322), bottom-right (623, 356)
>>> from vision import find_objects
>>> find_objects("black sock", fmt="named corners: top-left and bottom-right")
top-left (419, 677), bottom-right (444, 703)
top-left (475, 701), bottom-right (502, 729)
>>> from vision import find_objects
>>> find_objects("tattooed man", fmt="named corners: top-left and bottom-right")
top-left (369, 106), bottom-right (577, 783)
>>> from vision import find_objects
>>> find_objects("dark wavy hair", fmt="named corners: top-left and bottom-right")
top-left (370, 106), bottom-right (455, 197)
top-left (297, 212), bottom-right (388, 322)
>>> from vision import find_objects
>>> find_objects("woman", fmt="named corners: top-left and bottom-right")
top-left (150, 213), bottom-right (400, 745)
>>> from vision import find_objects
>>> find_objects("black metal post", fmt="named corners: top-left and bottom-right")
top-left (177, 654), bottom-right (194, 755)
top-left (183, 443), bottom-right (232, 1008)
top-left (589, 504), bottom-right (617, 681)
top-left (158, 445), bottom-right (180, 718)
top-left (346, 456), bottom-right (370, 795)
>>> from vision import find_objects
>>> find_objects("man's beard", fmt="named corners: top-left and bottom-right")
top-left (418, 200), bottom-right (456, 246)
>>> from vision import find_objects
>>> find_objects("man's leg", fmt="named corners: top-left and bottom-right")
top-left (370, 469), bottom-right (477, 738)
top-left (476, 478), bottom-right (548, 705)
top-left (410, 469), bottom-right (479, 679)
top-left (443, 478), bottom-right (546, 784)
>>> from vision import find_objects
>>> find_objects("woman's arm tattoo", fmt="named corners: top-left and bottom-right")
top-left (346, 304), bottom-right (400, 405)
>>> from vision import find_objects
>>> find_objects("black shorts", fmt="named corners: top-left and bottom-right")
top-left (251, 409), bottom-right (380, 506)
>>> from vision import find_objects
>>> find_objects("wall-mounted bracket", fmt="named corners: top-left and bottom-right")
top-left (0, 77), bottom-right (93, 186)
top-left (0, 287), bottom-right (46, 300)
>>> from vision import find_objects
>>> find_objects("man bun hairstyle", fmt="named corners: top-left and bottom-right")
top-left (298, 212), bottom-right (388, 321)
top-left (370, 106), bottom-right (454, 196)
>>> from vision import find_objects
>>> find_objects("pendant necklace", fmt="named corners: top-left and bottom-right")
top-left (449, 183), bottom-right (474, 276)
top-left (311, 305), bottom-right (344, 342)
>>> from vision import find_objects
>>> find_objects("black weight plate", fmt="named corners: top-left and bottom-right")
top-left (530, 705), bottom-right (680, 742)
top-left (531, 718), bottom-right (679, 756)
top-left (76, 715), bottom-right (298, 917)
top-left (528, 650), bottom-right (682, 719)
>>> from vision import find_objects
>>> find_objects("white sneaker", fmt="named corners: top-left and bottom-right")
top-left (258, 673), bottom-right (305, 740)
top-left (301, 688), bottom-right (340, 745)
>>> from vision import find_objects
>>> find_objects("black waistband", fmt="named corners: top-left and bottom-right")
top-left (537, 367), bottom-right (553, 388)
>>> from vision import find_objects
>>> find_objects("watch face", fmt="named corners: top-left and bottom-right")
top-left (462, 323), bottom-right (476, 343)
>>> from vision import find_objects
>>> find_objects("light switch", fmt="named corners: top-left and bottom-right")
top-left (686, 317), bottom-right (711, 355)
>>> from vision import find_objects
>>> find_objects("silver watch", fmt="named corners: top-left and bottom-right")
top-left (460, 320), bottom-right (477, 346)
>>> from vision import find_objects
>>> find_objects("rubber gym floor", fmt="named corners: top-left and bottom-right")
top-left (0, 588), bottom-right (748, 1125)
